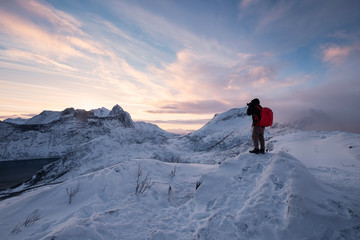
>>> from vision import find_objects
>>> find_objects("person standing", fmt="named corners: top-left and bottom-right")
top-left (247, 98), bottom-right (265, 154)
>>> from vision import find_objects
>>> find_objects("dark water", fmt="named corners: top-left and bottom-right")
top-left (0, 158), bottom-right (59, 190)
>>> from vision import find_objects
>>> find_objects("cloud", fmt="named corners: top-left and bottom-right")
top-left (0, 113), bottom-right (36, 120)
top-left (2, 49), bottom-right (76, 71)
top-left (1, 0), bottom-right (359, 134)
top-left (147, 100), bottom-right (232, 114)
top-left (239, 0), bottom-right (257, 9)
top-left (0, 0), bottom-right (112, 64)
top-left (20, 0), bottom-right (82, 34)
top-left (149, 118), bottom-right (210, 125)
top-left (273, 54), bottom-right (360, 133)
top-left (149, 47), bottom-right (295, 107)
top-left (0, 0), bottom-right (305, 119)
top-left (321, 44), bottom-right (359, 65)
top-left (237, 0), bottom-right (360, 53)
top-left (0, 1), bottom-right (159, 103)
top-left (0, 8), bottom-right (80, 58)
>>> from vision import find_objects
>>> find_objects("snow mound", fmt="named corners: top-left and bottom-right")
top-left (269, 130), bottom-right (360, 170)
top-left (194, 152), bottom-right (360, 239)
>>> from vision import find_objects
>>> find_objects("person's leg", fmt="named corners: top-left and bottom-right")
top-left (252, 126), bottom-right (259, 149)
top-left (259, 127), bottom-right (265, 153)
top-left (250, 126), bottom-right (260, 153)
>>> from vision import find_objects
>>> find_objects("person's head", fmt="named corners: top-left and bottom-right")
top-left (251, 98), bottom-right (260, 105)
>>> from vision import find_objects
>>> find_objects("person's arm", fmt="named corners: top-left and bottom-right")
top-left (247, 103), bottom-right (253, 116)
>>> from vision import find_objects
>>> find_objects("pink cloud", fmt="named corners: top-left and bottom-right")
top-left (0, 9), bottom-right (80, 57)
top-left (321, 44), bottom-right (359, 65)
top-left (0, 1), bottom-right (108, 61)
top-left (20, 0), bottom-right (82, 34)
top-left (146, 100), bottom-right (231, 114)
top-left (3, 49), bottom-right (76, 71)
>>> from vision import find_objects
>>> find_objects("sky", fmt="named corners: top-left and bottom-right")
top-left (0, 0), bottom-right (360, 133)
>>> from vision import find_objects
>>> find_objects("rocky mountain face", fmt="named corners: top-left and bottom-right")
top-left (107, 104), bottom-right (134, 128)
top-left (0, 105), bottom-right (135, 161)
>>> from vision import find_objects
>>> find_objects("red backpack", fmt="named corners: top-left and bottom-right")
top-left (260, 107), bottom-right (273, 127)
top-left (256, 106), bottom-right (273, 127)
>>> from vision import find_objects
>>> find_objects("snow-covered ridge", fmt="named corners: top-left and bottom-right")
top-left (0, 105), bottom-right (137, 161)
top-left (4, 107), bottom-right (113, 125)
top-left (181, 108), bottom-right (252, 152)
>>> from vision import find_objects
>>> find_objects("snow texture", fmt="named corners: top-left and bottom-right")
top-left (0, 105), bottom-right (359, 240)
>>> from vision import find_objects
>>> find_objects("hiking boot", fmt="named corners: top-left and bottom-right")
top-left (259, 149), bottom-right (265, 154)
top-left (249, 148), bottom-right (260, 154)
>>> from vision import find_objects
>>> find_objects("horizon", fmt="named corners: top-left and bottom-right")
top-left (1, 0), bottom-right (360, 133)
top-left (1, 104), bottom-right (210, 133)
top-left (3, 104), bottom-right (360, 135)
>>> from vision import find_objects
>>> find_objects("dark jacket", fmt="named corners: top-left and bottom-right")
top-left (247, 103), bottom-right (262, 126)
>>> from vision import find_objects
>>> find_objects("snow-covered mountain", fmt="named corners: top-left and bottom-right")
top-left (91, 107), bottom-right (110, 117)
top-left (3, 117), bottom-right (28, 125)
top-left (3, 107), bottom-right (112, 125)
top-left (286, 108), bottom-right (333, 131)
top-left (0, 105), bottom-right (135, 161)
top-left (25, 110), bottom-right (62, 125)
top-left (0, 105), bottom-right (359, 240)
top-left (181, 108), bottom-right (252, 152)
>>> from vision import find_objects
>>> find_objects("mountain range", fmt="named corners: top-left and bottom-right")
top-left (0, 105), bottom-right (136, 161)
top-left (0, 105), bottom-right (359, 239)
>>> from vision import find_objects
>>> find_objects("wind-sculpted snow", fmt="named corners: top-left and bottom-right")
top-left (0, 153), bottom-right (359, 240)
top-left (194, 153), bottom-right (360, 239)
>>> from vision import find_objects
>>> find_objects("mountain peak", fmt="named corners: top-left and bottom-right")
top-left (108, 104), bottom-right (124, 117)
top-left (108, 104), bottom-right (134, 127)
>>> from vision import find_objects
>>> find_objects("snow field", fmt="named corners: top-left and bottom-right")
top-left (270, 131), bottom-right (360, 170)
top-left (0, 159), bottom-right (217, 239)
top-left (1, 150), bottom-right (359, 239)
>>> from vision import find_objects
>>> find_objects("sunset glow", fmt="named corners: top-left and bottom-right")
top-left (1, 0), bottom-right (359, 132)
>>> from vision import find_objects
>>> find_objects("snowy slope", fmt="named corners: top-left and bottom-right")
top-left (0, 106), bottom-right (359, 240)
top-left (182, 108), bottom-right (252, 152)
top-left (0, 153), bottom-right (358, 239)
